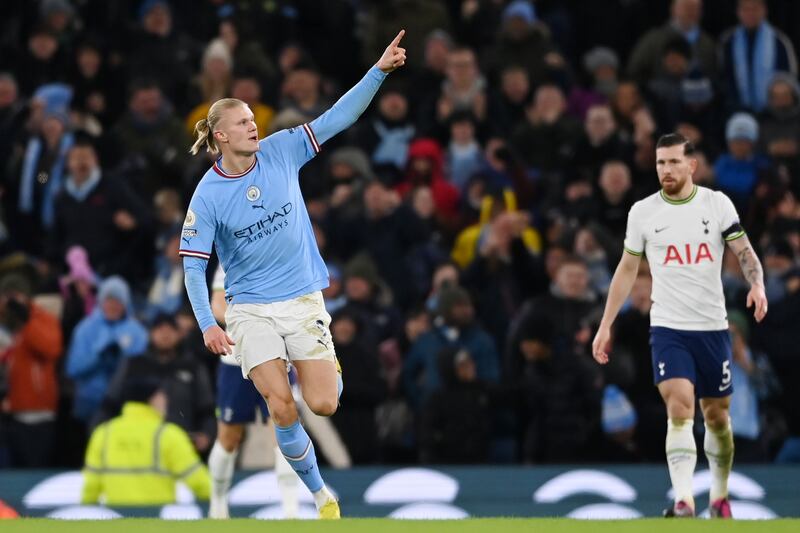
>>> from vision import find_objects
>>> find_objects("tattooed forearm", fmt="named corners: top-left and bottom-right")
top-left (735, 241), bottom-right (764, 288)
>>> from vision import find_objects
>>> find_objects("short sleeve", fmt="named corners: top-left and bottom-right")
top-left (715, 191), bottom-right (745, 241)
top-left (211, 264), bottom-right (225, 291)
top-left (623, 206), bottom-right (644, 256)
top-left (178, 194), bottom-right (215, 260)
top-left (260, 123), bottom-right (320, 168)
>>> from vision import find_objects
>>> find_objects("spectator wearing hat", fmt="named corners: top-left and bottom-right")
top-left (758, 73), bottom-right (800, 165)
top-left (324, 146), bottom-right (376, 227)
top-left (627, 0), bottom-right (717, 85)
top-left (403, 285), bottom-right (499, 410)
top-left (100, 314), bottom-right (216, 454)
top-left (714, 112), bottom-right (771, 211)
top-left (66, 276), bottom-right (148, 427)
top-left (185, 38), bottom-right (234, 135)
top-left (482, 0), bottom-right (561, 87)
top-left (48, 134), bottom-right (153, 283)
top-left (81, 374), bottom-right (210, 505)
top-left (720, 0), bottom-right (798, 113)
top-left (0, 273), bottom-right (63, 467)
top-left (5, 84), bottom-right (74, 258)
top-left (566, 47), bottom-right (619, 122)
top-left (338, 254), bottom-right (403, 348)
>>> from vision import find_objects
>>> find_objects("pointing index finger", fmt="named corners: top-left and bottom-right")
top-left (390, 29), bottom-right (405, 48)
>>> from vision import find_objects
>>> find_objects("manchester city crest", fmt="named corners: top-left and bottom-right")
top-left (184, 208), bottom-right (196, 227)
top-left (246, 185), bottom-right (261, 201)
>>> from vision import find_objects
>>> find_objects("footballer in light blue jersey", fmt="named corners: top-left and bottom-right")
top-left (181, 66), bottom-right (387, 332)
top-left (182, 30), bottom-right (408, 520)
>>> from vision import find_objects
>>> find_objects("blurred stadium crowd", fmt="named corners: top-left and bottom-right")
top-left (0, 0), bottom-right (799, 470)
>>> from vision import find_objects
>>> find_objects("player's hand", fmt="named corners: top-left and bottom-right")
top-left (592, 325), bottom-right (611, 365)
top-left (746, 284), bottom-right (768, 323)
top-left (203, 325), bottom-right (235, 355)
top-left (376, 30), bottom-right (406, 73)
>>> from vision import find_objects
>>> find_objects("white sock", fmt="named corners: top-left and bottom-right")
top-left (208, 440), bottom-right (237, 518)
top-left (704, 418), bottom-right (734, 502)
top-left (274, 445), bottom-right (299, 518)
top-left (666, 418), bottom-right (696, 508)
top-left (312, 485), bottom-right (335, 510)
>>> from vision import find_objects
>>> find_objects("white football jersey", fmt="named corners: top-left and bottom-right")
top-left (624, 185), bottom-right (744, 331)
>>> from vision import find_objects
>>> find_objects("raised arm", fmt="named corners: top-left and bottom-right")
top-left (592, 251), bottom-right (642, 364)
top-left (726, 234), bottom-right (768, 322)
top-left (308, 30), bottom-right (406, 145)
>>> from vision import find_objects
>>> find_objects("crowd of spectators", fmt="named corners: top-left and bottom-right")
top-left (1, 0), bottom-right (799, 468)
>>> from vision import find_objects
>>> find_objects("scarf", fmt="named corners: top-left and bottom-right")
top-left (733, 21), bottom-right (776, 112)
top-left (65, 168), bottom-right (101, 202)
top-left (18, 132), bottom-right (74, 227)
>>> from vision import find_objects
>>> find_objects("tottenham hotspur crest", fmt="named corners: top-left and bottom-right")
top-left (246, 185), bottom-right (261, 202)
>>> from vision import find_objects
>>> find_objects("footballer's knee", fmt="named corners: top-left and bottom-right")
top-left (217, 422), bottom-right (244, 452)
top-left (306, 396), bottom-right (338, 417)
top-left (267, 395), bottom-right (299, 427)
top-left (702, 406), bottom-right (730, 430)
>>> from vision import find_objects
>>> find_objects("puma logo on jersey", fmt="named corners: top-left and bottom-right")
top-left (664, 243), bottom-right (714, 265)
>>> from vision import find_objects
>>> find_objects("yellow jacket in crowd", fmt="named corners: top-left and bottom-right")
top-left (81, 402), bottom-right (210, 506)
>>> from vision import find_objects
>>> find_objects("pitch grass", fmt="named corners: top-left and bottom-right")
top-left (2, 519), bottom-right (800, 532)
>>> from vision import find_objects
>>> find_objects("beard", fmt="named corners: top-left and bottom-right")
top-left (660, 174), bottom-right (688, 195)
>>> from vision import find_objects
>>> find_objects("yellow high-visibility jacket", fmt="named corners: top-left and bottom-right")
top-left (81, 402), bottom-right (210, 506)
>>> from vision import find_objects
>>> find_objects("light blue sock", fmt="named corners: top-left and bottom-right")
top-left (274, 421), bottom-right (324, 493)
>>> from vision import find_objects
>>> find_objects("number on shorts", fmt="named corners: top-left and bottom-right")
top-left (721, 360), bottom-right (731, 385)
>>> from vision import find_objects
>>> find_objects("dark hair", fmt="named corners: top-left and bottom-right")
top-left (656, 133), bottom-right (695, 155)
top-left (70, 130), bottom-right (97, 150)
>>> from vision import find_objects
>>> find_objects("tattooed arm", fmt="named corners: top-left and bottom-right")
top-left (726, 234), bottom-right (768, 322)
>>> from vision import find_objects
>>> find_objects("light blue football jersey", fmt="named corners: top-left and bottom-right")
top-left (181, 66), bottom-right (386, 311)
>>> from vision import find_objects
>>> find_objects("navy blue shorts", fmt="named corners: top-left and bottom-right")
top-left (216, 363), bottom-right (269, 424)
top-left (649, 326), bottom-right (733, 398)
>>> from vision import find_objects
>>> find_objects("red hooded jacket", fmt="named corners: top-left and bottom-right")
top-left (397, 139), bottom-right (460, 219)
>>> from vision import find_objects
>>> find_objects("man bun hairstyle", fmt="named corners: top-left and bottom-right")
top-left (189, 97), bottom-right (248, 155)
